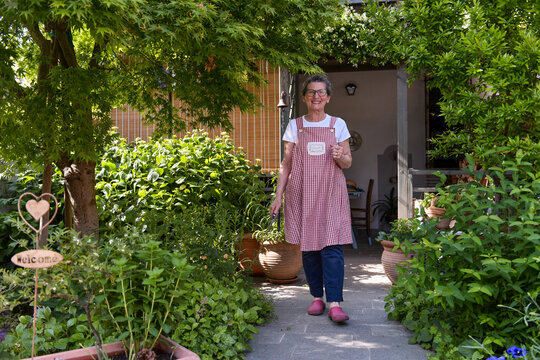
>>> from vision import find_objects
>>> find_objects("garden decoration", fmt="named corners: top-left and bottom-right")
top-left (12, 192), bottom-right (61, 360)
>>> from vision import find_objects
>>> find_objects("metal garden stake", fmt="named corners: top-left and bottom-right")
top-left (12, 192), bottom-right (62, 359)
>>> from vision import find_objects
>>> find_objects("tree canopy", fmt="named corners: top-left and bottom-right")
top-left (1, 0), bottom-right (342, 167)
top-left (0, 0), bottom-right (342, 235)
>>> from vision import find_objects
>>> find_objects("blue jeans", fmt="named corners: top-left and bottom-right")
top-left (302, 245), bottom-right (344, 303)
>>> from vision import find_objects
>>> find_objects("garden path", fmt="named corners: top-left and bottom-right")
top-left (245, 234), bottom-right (432, 360)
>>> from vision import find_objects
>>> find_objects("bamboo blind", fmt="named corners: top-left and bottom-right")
top-left (111, 61), bottom-right (281, 171)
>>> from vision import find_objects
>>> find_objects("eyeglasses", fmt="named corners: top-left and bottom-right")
top-left (305, 89), bottom-right (328, 98)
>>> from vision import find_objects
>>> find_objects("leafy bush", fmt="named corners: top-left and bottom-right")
top-left (123, 201), bottom-right (244, 281)
top-left (385, 150), bottom-right (540, 359)
top-left (0, 305), bottom-right (105, 358)
top-left (172, 273), bottom-right (273, 360)
top-left (377, 217), bottom-right (427, 245)
top-left (95, 131), bottom-right (268, 236)
top-left (96, 229), bottom-right (195, 360)
top-left (0, 132), bottom-right (274, 359)
top-left (470, 292), bottom-right (539, 360)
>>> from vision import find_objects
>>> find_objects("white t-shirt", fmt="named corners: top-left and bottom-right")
top-left (282, 115), bottom-right (351, 143)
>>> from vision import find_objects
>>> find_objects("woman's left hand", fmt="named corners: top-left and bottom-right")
top-left (331, 141), bottom-right (352, 169)
top-left (330, 144), bottom-right (343, 160)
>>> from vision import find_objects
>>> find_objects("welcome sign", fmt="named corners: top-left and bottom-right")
top-left (11, 249), bottom-right (63, 269)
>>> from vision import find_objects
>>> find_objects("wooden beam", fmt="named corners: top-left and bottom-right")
top-left (279, 67), bottom-right (290, 161)
top-left (397, 64), bottom-right (409, 218)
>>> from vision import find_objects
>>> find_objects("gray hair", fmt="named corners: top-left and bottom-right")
top-left (302, 74), bottom-right (332, 96)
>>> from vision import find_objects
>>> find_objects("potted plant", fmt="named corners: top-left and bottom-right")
top-left (376, 218), bottom-right (419, 284)
top-left (421, 193), bottom-right (452, 229)
top-left (253, 219), bottom-right (302, 284)
top-left (372, 187), bottom-right (398, 231)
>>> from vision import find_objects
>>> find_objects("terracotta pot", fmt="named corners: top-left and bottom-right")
top-left (380, 240), bottom-right (413, 284)
top-left (425, 198), bottom-right (451, 229)
top-left (237, 233), bottom-right (264, 276)
top-left (24, 336), bottom-right (200, 360)
top-left (258, 242), bottom-right (302, 283)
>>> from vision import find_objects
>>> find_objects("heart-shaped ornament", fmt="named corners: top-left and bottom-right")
top-left (18, 192), bottom-right (58, 234)
top-left (26, 199), bottom-right (50, 221)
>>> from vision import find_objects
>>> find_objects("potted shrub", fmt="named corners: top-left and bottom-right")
top-left (254, 219), bottom-right (302, 284)
top-left (376, 218), bottom-right (419, 284)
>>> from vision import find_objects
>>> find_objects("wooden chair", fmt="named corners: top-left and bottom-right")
top-left (350, 179), bottom-right (374, 246)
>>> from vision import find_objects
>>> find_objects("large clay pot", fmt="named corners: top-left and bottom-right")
top-left (258, 242), bottom-right (302, 284)
top-left (380, 240), bottom-right (413, 284)
top-left (237, 233), bottom-right (264, 276)
top-left (24, 336), bottom-right (200, 360)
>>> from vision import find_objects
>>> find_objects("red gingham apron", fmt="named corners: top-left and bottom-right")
top-left (284, 116), bottom-right (352, 251)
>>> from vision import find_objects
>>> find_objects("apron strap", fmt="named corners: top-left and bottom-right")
top-left (330, 116), bottom-right (337, 128)
top-left (295, 117), bottom-right (304, 130)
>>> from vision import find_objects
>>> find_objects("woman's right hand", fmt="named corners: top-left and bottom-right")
top-left (270, 198), bottom-right (281, 217)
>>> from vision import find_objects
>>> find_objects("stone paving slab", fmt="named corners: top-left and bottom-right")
top-left (244, 238), bottom-right (432, 360)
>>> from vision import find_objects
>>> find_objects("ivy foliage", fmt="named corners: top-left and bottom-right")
top-left (0, 305), bottom-right (107, 358)
top-left (318, 2), bottom-right (403, 66)
top-left (322, 0), bottom-right (539, 161)
top-left (386, 145), bottom-right (540, 359)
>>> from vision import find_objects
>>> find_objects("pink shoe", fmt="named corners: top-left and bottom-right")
top-left (328, 306), bottom-right (349, 323)
top-left (307, 299), bottom-right (326, 315)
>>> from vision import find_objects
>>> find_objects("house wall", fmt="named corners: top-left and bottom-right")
top-left (297, 71), bottom-right (426, 229)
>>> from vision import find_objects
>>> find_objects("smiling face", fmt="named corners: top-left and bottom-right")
top-left (303, 81), bottom-right (330, 113)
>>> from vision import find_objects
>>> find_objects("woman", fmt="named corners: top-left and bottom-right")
top-left (270, 74), bottom-right (353, 323)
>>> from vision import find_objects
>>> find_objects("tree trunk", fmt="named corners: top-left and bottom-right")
top-left (59, 160), bottom-right (99, 238)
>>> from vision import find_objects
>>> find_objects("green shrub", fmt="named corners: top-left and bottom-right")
top-left (96, 229), bottom-right (195, 360)
top-left (172, 272), bottom-right (273, 360)
top-left (386, 149), bottom-right (540, 359)
top-left (0, 132), bottom-right (274, 359)
top-left (0, 304), bottom-right (110, 358)
top-left (95, 131), bottom-right (268, 236)
top-left (469, 292), bottom-right (539, 360)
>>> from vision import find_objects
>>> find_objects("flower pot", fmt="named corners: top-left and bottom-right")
top-left (380, 240), bottom-right (413, 284)
top-left (258, 242), bottom-right (302, 283)
top-left (237, 233), bottom-right (265, 276)
top-left (425, 198), bottom-right (451, 229)
top-left (23, 336), bottom-right (200, 360)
